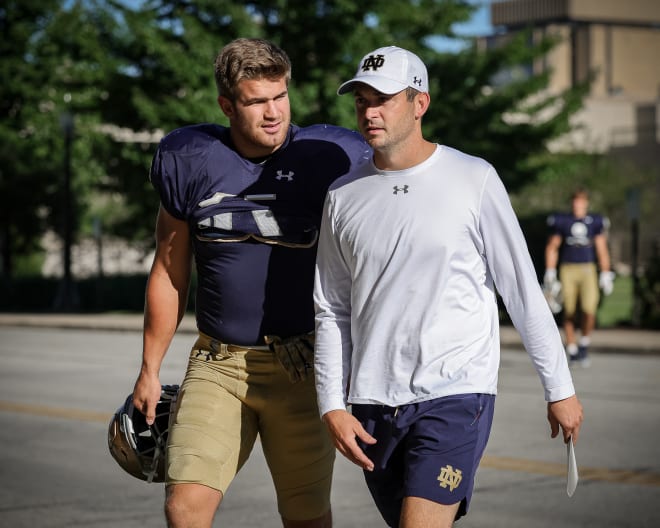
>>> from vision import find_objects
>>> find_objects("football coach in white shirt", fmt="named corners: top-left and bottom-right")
top-left (313, 45), bottom-right (584, 528)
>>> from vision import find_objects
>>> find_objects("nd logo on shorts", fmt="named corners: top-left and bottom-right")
top-left (437, 464), bottom-right (463, 492)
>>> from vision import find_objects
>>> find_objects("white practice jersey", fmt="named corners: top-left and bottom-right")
top-left (314, 145), bottom-right (574, 415)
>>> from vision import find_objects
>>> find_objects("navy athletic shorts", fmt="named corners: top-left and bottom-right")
top-left (352, 393), bottom-right (495, 527)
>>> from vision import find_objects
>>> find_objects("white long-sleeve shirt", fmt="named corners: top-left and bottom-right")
top-left (313, 145), bottom-right (574, 417)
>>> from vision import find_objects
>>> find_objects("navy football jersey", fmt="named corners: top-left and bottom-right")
top-left (547, 212), bottom-right (609, 264)
top-left (150, 123), bottom-right (370, 345)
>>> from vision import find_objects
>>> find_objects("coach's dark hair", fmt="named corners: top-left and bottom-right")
top-left (405, 86), bottom-right (423, 102)
top-left (214, 38), bottom-right (292, 100)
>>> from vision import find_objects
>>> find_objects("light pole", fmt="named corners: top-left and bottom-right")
top-left (54, 111), bottom-right (79, 311)
top-left (626, 187), bottom-right (641, 327)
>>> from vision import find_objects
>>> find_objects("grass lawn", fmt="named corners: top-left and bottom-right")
top-left (598, 275), bottom-right (633, 328)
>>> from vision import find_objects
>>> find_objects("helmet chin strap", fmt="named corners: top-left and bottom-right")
top-left (144, 444), bottom-right (162, 483)
top-left (144, 419), bottom-right (168, 482)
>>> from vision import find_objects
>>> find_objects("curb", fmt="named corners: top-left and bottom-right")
top-left (499, 325), bottom-right (660, 356)
top-left (1, 313), bottom-right (658, 355)
top-left (0, 313), bottom-right (197, 334)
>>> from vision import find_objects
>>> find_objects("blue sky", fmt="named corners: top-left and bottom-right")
top-left (456, 0), bottom-right (493, 36)
top-left (431, 0), bottom-right (494, 52)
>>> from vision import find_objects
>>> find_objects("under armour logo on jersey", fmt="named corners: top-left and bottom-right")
top-left (393, 185), bottom-right (409, 195)
top-left (276, 170), bottom-right (294, 181)
top-left (361, 54), bottom-right (385, 72)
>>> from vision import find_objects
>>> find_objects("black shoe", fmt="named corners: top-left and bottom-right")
top-left (577, 345), bottom-right (591, 368)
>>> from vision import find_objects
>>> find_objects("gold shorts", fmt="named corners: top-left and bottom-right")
top-left (166, 332), bottom-right (335, 520)
top-left (559, 262), bottom-right (599, 316)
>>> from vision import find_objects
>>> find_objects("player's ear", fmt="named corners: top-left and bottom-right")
top-left (218, 96), bottom-right (233, 118)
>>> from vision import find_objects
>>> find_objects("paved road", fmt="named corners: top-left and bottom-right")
top-left (1, 325), bottom-right (659, 527)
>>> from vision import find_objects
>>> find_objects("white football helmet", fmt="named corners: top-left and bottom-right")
top-left (107, 385), bottom-right (179, 483)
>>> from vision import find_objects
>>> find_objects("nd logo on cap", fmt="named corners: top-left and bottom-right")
top-left (361, 54), bottom-right (386, 72)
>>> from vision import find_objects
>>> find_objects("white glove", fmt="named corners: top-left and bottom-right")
top-left (542, 269), bottom-right (562, 314)
top-left (599, 271), bottom-right (615, 296)
top-left (543, 269), bottom-right (560, 293)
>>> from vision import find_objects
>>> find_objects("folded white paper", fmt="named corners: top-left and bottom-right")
top-left (566, 436), bottom-right (579, 497)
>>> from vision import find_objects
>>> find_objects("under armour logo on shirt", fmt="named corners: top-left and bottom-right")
top-left (393, 185), bottom-right (409, 194)
top-left (276, 170), bottom-right (294, 181)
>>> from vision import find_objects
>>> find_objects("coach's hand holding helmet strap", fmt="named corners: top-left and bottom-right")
top-left (264, 333), bottom-right (315, 383)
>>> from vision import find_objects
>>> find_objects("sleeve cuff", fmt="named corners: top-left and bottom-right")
top-left (317, 394), bottom-right (348, 419)
top-left (545, 382), bottom-right (576, 402)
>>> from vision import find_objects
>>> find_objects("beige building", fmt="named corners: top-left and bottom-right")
top-left (489, 0), bottom-right (660, 274)
top-left (490, 0), bottom-right (660, 161)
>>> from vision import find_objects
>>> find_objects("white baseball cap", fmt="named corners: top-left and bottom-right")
top-left (338, 46), bottom-right (429, 95)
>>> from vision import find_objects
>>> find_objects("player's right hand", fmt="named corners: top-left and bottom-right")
top-left (132, 372), bottom-right (162, 425)
top-left (322, 409), bottom-right (376, 471)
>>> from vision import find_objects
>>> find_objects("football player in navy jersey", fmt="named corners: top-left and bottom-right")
top-left (131, 38), bottom-right (369, 528)
top-left (544, 187), bottom-right (614, 367)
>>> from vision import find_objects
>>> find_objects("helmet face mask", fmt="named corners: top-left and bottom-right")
top-left (108, 385), bottom-right (179, 483)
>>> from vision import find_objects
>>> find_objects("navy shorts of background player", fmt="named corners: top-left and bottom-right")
top-left (149, 123), bottom-right (370, 345)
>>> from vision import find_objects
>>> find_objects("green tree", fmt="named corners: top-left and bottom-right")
top-left (104, 0), bottom-right (578, 237)
top-left (0, 0), bottom-right (129, 278)
top-left (243, 0), bottom-right (474, 126)
top-left (85, 0), bottom-right (251, 242)
top-left (1, 0), bottom-right (589, 281)
top-left (0, 0), bottom-right (62, 277)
